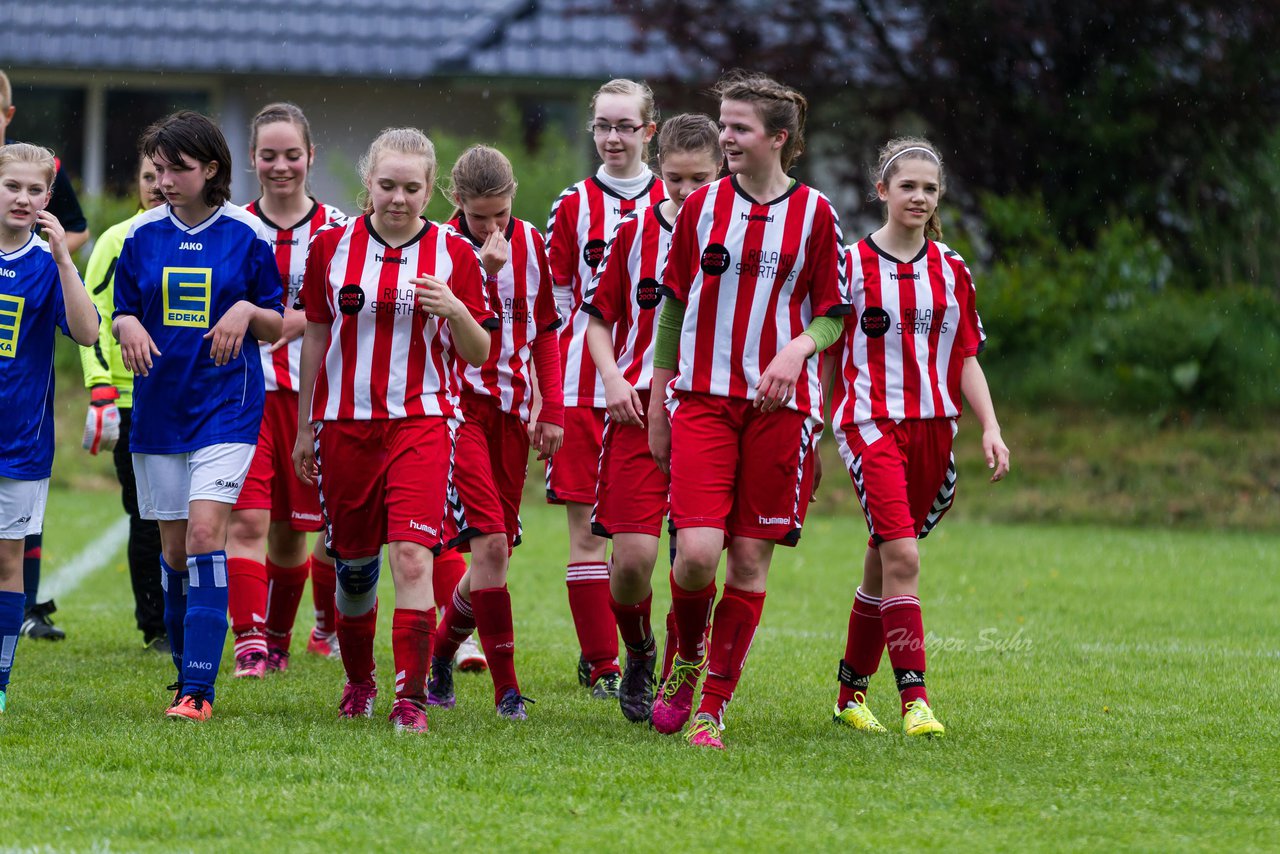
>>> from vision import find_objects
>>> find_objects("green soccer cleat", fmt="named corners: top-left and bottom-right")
top-left (902, 699), bottom-right (945, 738)
top-left (833, 693), bottom-right (888, 733)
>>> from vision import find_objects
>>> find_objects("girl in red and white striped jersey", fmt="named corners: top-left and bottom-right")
top-left (827, 138), bottom-right (1009, 738)
top-left (581, 113), bottom-right (721, 724)
top-left (425, 144), bottom-right (564, 720)
top-left (647, 72), bottom-right (850, 749)
top-left (291, 128), bottom-right (497, 734)
top-left (226, 103), bottom-right (346, 680)
top-left (545, 79), bottom-right (665, 698)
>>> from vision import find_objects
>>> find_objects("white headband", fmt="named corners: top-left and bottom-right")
top-left (880, 147), bottom-right (940, 181)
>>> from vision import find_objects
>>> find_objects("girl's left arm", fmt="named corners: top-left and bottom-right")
top-left (38, 209), bottom-right (99, 345)
top-left (960, 356), bottom-right (1010, 482)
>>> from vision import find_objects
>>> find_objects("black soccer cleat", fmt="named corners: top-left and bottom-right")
top-left (618, 654), bottom-right (656, 723)
top-left (21, 600), bottom-right (66, 641)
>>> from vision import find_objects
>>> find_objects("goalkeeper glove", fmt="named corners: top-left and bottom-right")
top-left (83, 385), bottom-right (121, 455)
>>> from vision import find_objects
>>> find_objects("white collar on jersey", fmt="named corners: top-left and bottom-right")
top-left (595, 164), bottom-right (654, 199)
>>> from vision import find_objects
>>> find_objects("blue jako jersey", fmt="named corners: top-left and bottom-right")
top-left (113, 203), bottom-right (283, 454)
top-left (0, 234), bottom-right (84, 480)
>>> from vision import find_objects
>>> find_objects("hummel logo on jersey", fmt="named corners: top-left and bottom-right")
top-left (292, 511), bottom-right (322, 523)
top-left (0, 293), bottom-right (25, 358)
top-left (276, 237), bottom-right (300, 246)
top-left (890, 271), bottom-right (920, 280)
top-left (375, 253), bottom-right (408, 265)
top-left (179, 241), bottom-right (203, 251)
top-left (408, 519), bottom-right (438, 535)
top-left (740, 212), bottom-right (774, 223)
top-left (758, 515), bottom-right (790, 525)
top-left (162, 267), bottom-right (212, 327)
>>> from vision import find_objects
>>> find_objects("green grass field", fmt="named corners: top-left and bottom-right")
top-left (4, 487), bottom-right (1277, 851)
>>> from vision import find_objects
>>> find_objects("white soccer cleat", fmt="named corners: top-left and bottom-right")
top-left (454, 635), bottom-right (488, 673)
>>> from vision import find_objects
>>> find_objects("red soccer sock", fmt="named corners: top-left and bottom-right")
top-left (880, 594), bottom-right (929, 714)
top-left (610, 591), bottom-right (654, 659)
top-left (660, 605), bottom-right (678, 682)
top-left (392, 608), bottom-right (436, 705)
top-left (566, 562), bottom-right (619, 680)
top-left (838, 587), bottom-right (885, 708)
top-left (310, 555), bottom-right (337, 637)
top-left (264, 559), bottom-right (309, 652)
top-left (670, 571), bottom-right (716, 664)
top-left (471, 586), bottom-right (518, 704)
top-left (227, 557), bottom-right (268, 658)
top-left (336, 601), bottom-right (378, 685)
top-left (432, 549), bottom-right (468, 611)
top-left (434, 588), bottom-right (476, 662)
top-left (697, 586), bottom-right (766, 723)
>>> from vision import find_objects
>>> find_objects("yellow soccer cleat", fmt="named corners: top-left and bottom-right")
top-left (902, 699), bottom-right (945, 737)
top-left (833, 692), bottom-right (888, 733)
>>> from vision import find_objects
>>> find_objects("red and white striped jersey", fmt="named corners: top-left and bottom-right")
top-left (830, 237), bottom-right (985, 453)
top-left (662, 176), bottom-right (850, 423)
top-left (446, 215), bottom-right (561, 421)
top-left (246, 199), bottom-right (346, 393)
top-left (546, 175), bottom-right (665, 407)
top-left (302, 215), bottom-right (497, 421)
top-left (581, 204), bottom-right (673, 391)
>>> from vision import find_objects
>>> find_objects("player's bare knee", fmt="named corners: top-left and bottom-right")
top-left (226, 511), bottom-right (268, 551)
top-left (184, 520), bottom-right (222, 555)
top-left (468, 534), bottom-right (509, 586)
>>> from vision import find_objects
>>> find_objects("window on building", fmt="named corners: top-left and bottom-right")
top-left (8, 85), bottom-right (84, 176)
top-left (104, 89), bottom-right (210, 194)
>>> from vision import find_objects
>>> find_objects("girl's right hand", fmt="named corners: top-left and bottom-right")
top-left (480, 229), bottom-right (509, 279)
top-left (604, 374), bottom-right (644, 426)
top-left (114, 316), bottom-right (161, 376)
top-left (648, 402), bottom-right (672, 475)
top-left (293, 423), bottom-right (317, 484)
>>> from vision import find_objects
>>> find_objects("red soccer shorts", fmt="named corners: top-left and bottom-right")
top-left (544, 405), bottom-right (605, 505)
top-left (844, 418), bottom-right (956, 546)
top-left (667, 392), bottom-right (815, 546)
top-left (593, 389), bottom-right (670, 538)
top-left (449, 393), bottom-right (531, 551)
top-left (235, 389), bottom-right (324, 531)
top-left (314, 417), bottom-right (453, 559)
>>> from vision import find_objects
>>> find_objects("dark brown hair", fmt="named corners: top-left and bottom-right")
top-left (139, 110), bottom-right (233, 207)
top-left (712, 71), bottom-right (808, 171)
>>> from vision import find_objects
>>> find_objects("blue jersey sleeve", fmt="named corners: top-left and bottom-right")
top-left (113, 235), bottom-right (141, 319)
top-left (247, 235), bottom-right (284, 313)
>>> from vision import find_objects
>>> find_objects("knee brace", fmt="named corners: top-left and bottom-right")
top-left (335, 555), bottom-right (380, 616)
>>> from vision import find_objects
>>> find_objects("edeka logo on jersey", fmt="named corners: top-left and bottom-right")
top-left (701, 244), bottom-right (732, 276)
top-left (162, 267), bottom-right (212, 327)
top-left (0, 293), bottom-right (25, 358)
top-left (583, 239), bottom-right (608, 269)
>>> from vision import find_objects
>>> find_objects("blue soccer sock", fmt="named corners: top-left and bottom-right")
top-left (0, 589), bottom-right (25, 692)
top-left (160, 557), bottom-right (188, 680)
top-left (183, 551), bottom-right (230, 703)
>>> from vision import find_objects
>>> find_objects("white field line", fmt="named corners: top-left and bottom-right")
top-left (40, 517), bottom-right (130, 600)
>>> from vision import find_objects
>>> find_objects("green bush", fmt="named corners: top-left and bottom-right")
top-left (1087, 288), bottom-right (1280, 418)
top-left (957, 193), bottom-right (1172, 359)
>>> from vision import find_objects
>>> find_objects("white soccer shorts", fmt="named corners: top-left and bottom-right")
top-left (0, 477), bottom-right (49, 540)
top-left (133, 443), bottom-right (256, 521)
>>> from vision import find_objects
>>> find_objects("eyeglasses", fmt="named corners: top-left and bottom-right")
top-left (587, 121), bottom-right (645, 137)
